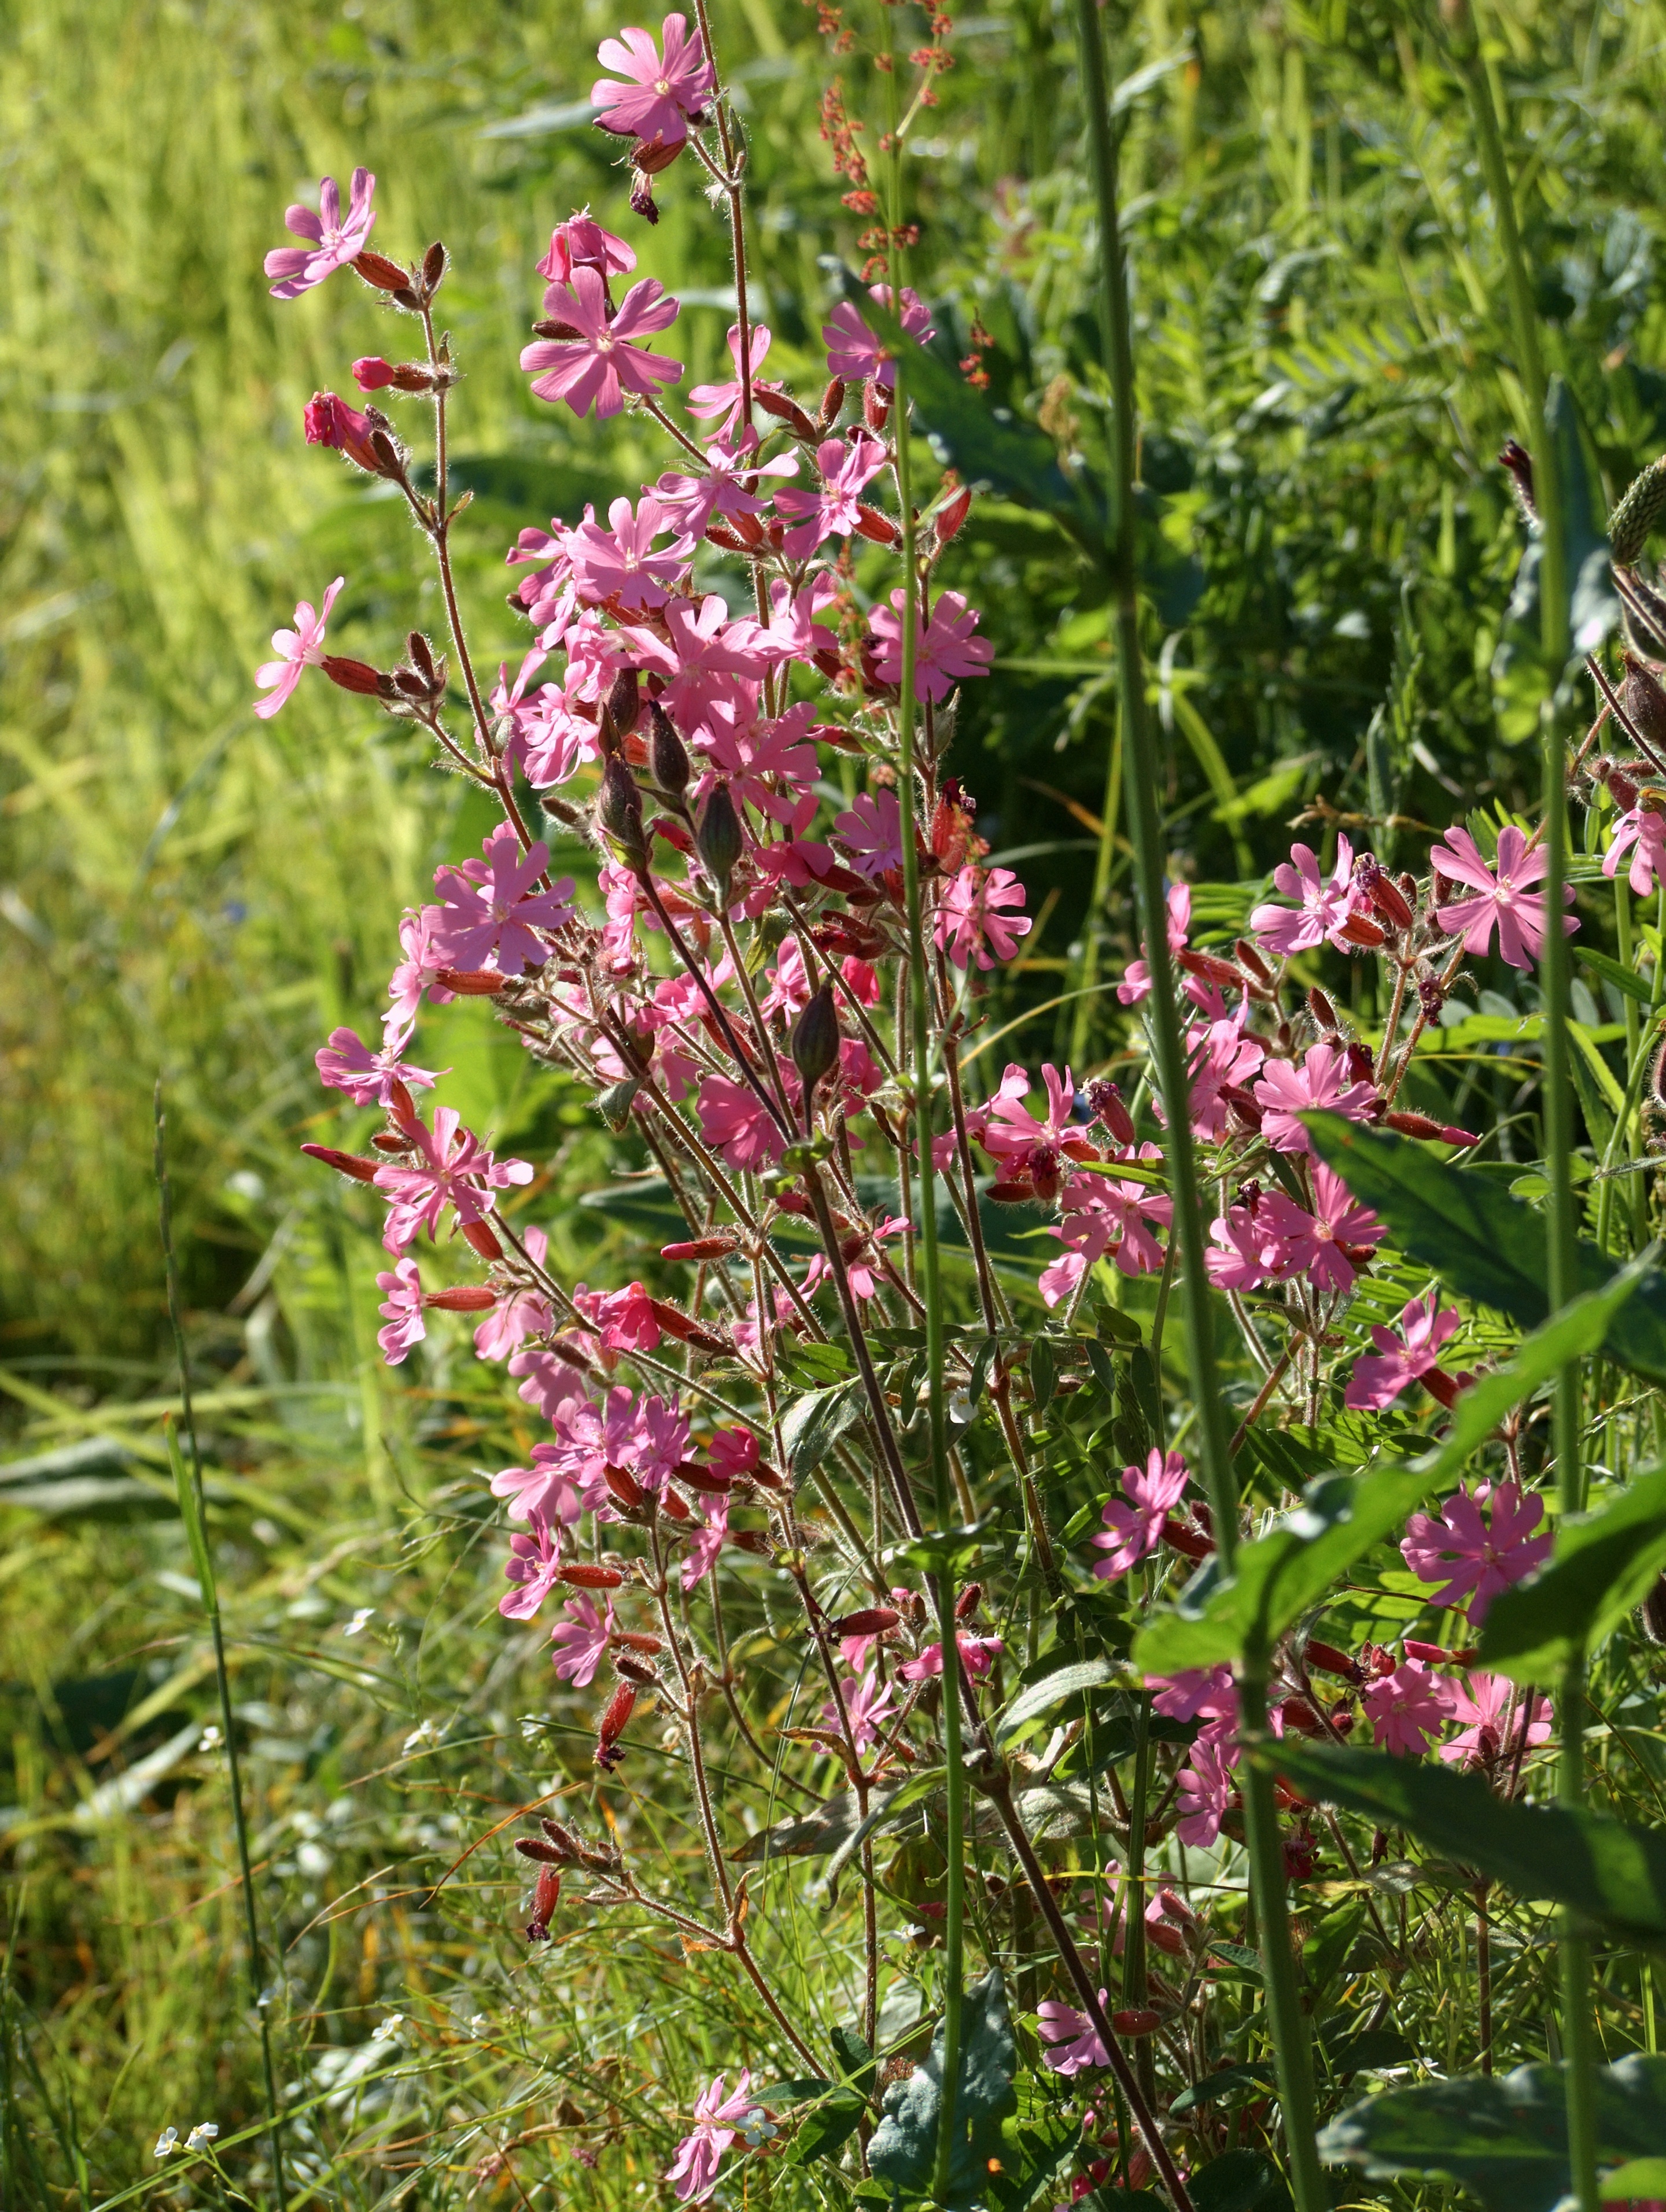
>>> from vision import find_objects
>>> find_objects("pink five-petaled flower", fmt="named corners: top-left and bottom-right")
top-left (537, 210), bottom-right (636, 285)
top-left (566, 494), bottom-right (688, 610)
top-left (1249, 836), bottom-right (1362, 957)
top-left (1400, 1480), bottom-right (1551, 1624)
top-left (303, 392), bottom-right (383, 472)
top-left (1251, 1041), bottom-right (1378, 1154)
top-left (696, 1073), bottom-right (786, 1170)
top-left (897, 1631), bottom-right (1004, 1683)
top-left (1440, 1672), bottom-right (1552, 1768)
top-left (1149, 1666), bottom-right (1237, 1725)
top-left (264, 169), bottom-right (377, 298)
top-left (253, 575), bottom-right (344, 719)
top-left (1037, 1993), bottom-right (1112, 2077)
top-left (1362, 1659), bottom-right (1454, 1756)
top-left (821, 1669), bottom-right (897, 1751)
top-left (316, 1021), bottom-right (437, 1108)
top-left (373, 1107), bottom-right (533, 1254)
top-left (475, 1226), bottom-right (554, 1360)
top-left (1259, 1162), bottom-right (1384, 1294)
top-left (834, 789), bottom-right (904, 878)
top-left (776, 429), bottom-right (887, 557)
top-left (1176, 1723), bottom-right (1236, 1848)
top-left (935, 866), bottom-right (1032, 970)
top-left (1118, 882), bottom-right (1190, 1006)
top-left (681, 1497), bottom-right (729, 1591)
top-left (1346, 1295), bottom-right (1462, 1410)
top-left (687, 323), bottom-right (773, 432)
top-left (1432, 824), bottom-right (1574, 972)
top-left (500, 1523), bottom-right (563, 1621)
top-left (521, 266), bottom-right (683, 421)
top-left (1604, 803), bottom-right (1666, 898)
top-left (1091, 1449), bottom-right (1189, 1579)
top-left (549, 1593), bottom-right (615, 1687)
top-left (374, 1259), bottom-right (427, 1364)
top-left (869, 589), bottom-right (994, 703)
top-left (592, 13), bottom-right (715, 156)
top-left (821, 285), bottom-right (935, 389)
top-left (432, 824), bottom-right (576, 975)
top-left (1040, 1161), bottom-right (1174, 1308)
top-left (665, 2071), bottom-right (760, 2205)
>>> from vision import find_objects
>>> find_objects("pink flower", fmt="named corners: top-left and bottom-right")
top-left (821, 1669), bottom-right (896, 1751)
top-left (303, 392), bottom-right (382, 472)
top-left (688, 323), bottom-right (773, 431)
top-left (476, 1234), bottom-right (554, 1361)
top-left (1249, 837), bottom-right (1362, 957)
top-left (1118, 883), bottom-right (1190, 1005)
top-left (264, 168), bottom-right (376, 298)
top-left (696, 1073), bottom-right (786, 1170)
top-left (776, 429), bottom-right (887, 557)
top-left (1175, 1009), bottom-right (1264, 1140)
top-left (388, 907), bottom-right (457, 1025)
top-left (1042, 1158), bottom-right (1173, 1307)
top-left (1440, 1672), bottom-right (1551, 1768)
top-left (1433, 824), bottom-right (1574, 972)
top-left (803, 1216), bottom-right (908, 1302)
top-left (1038, 1993), bottom-right (1111, 2077)
top-left (1362, 1660), bottom-right (1454, 1756)
top-left (1091, 1449), bottom-right (1189, 1578)
top-left (537, 210), bottom-right (636, 285)
top-left (1604, 804), bottom-right (1666, 899)
top-left (1177, 1724), bottom-right (1235, 1848)
top-left (550, 1593), bottom-right (615, 1687)
top-left (520, 266), bottom-right (683, 420)
top-left (822, 285), bottom-right (935, 389)
top-left (1345, 1296), bottom-right (1461, 1410)
top-left (592, 14), bottom-right (715, 156)
top-left (432, 825), bottom-right (576, 974)
top-left (253, 575), bottom-right (343, 719)
top-left (834, 789), bottom-right (903, 878)
top-left (897, 1631), bottom-right (1003, 1683)
top-left (373, 1107), bottom-right (533, 1253)
top-left (1149, 1667), bottom-right (1236, 1725)
top-left (623, 593), bottom-right (766, 740)
top-left (1401, 1480), bottom-right (1551, 1624)
top-left (869, 590), bottom-right (993, 703)
top-left (1259, 1162), bottom-right (1384, 1294)
top-left (375, 1259), bottom-right (427, 1364)
top-left (573, 1279), bottom-right (661, 1353)
top-left (1252, 1042), bottom-right (1378, 1154)
top-left (935, 866), bottom-right (1032, 970)
top-left (1204, 1199), bottom-right (1284, 1291)
top-left (657, 429), bottom-right (797, 535)
top-left (566, 494), bottom-right (689, 610)
top-left (316, 1022), bottom-right (437, 1107)
top-left (681, 1498), bottom-right (729, 1591)
top-left (500, 1523), bottom-right (564, 1620)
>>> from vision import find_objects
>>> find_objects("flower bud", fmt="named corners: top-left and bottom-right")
top-left (1608, 763), bottom-right (1641, 812)
top-left (605, 665), bottom-right (641, 737)
top-left (526, 1863), bottom-right (561, 1943)
top-left (1498, 437), bottom-right (1536, 522)
top-left (954, 1582), bottom-right (982, 1621)
top-left (647, 701), bottom-right (690, 795)
top-left (614, 1653), bottom-right (659, 1687)
top-left (560, 1563), bottom-right (625, 1590)
top-left (300, 1142), bottom-right (379, 1184)
top-left (864, 379), bottom-right (891, 433)
top-left (1111, 2009), bottom-right (1162, 2038)
top-left (1346, 1042), bottom-right (1376, 1085)
top-left (320, 655), bottom-right (386, 696)
top-left (661, 1235), bottom-right (736, 1261)
top-left (1303, 1639), bottom-right (1363, 1685)
top-left (604, 1464), bottom-right (645, 1511)
top-left (595, 1683), bottom-right (637, 1770)
top-left (426, 1286), bottom-right (498, 1312)
top-left (1609, 459), bottom-right (1666, 567)
top-left (753, 387), bottom-right (819, 441)
top-left (461, 1217), bottom-right (503, 1261)
top-left (936, 485), bottom-right (972, 544)
top-left (791, 983), bottom-right (841, 1110)
top-left (1384, 1111), bottom-right (1480, 1147)
top-left (435, 967), bottom-right (506, 995)
top-left (421, 240), bottom-right (448, 297)
top-left (695, 781), bottom-right (744, 900)
top-left (355, 249), bottom-right (411, 292)
top-left (818, 377), bottom-right (847, 429)
top-left (1623, 654), bottom-right (1666, 753)
top-left (352, 356), bottom-right (397, 390)
top-left (828, 1607), bottom-right (901, 1636)
top-left (1083, 1078), bottom-right (1137, 1146)
top-left (1307, 985), bottom-right (1338, 1032)
top-left (597, 755), bottom-right (648, 868)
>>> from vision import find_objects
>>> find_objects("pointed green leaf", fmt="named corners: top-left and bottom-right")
top-left (1188, 2150), bottom-right (1292, 2212)
top-left (1304, 1115), bottom-right (1666, 1386)
top-left (780, 1382), bottom-right (864, 1479)
top-left (996, 1657), bottom-right (1120, 1742)
top-left (1263, 1742), bottom-right (1666, 1941)
top-left (868, 1968), bottom-right (1019, 2210)
top-left (1479, 1461), bottom-right (1666, 1682)
top-left (1319, 2055), bottom-right (1666, 2212)
top-left (1132, 1268), bottom-right (1634, 1673)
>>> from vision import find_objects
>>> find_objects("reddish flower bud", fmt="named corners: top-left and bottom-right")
top-left (828, 1607), bottom-right (901, 1636)
top-left (1280, 1696), bottom-right (1326, 1738)
top-left (352, 356), bottom-right (397, 390)
top-left (854, 503), bottom-right (900, 546)
top-left (612, 1629), bottom-right (664, 1654)
top-left (355, 249), bottom-right (412, 292)
top-left (603, 1465), bottom-right (644, 1511)
top-left (863, 379), bottom-right (891, 432)
top-left (320, 654), bottom-right (386, 696)
top-left (560, 1562), bottom-right (625, 1590)
top-left (1384, 1111), bottom-right (1479, 1147)
top-left (954, 1582), bottom-right (982, 1621)
top-left (426, 1286), bottom-right (497, 1312)
top-left (657, 1487), bottom-right (690, 1520)
top-left (675, 1462), bottom-right (734, 1495)
top-left (986, 1178), bottom-right (1035, 1204)
top-left (595, 1682), bottom-right (637, 1768)
top-left (753, 387), bottom-right (819, 441)
top-left (661, 1236), bottom-right (736, 1261)
top-left (1498, 437), bottom-right (1536, 519)
top-left (936, 486), bottom-right (972, 544)
top-left (1111, 2009), bottom-right (1162, 2038)
top-left (614, 1653), bottom-right (659, 1686)
top-left (435, 967), bottom-right (506, 995)
top-left (461, 1217), bottom-right (503, 1262)
top-left (1345, 1042), bottom-right (1376, 1085)
top-left (1084, 1078), bottom-right (1137, 1146)
top-left (1282, 1828), bottom-right (1318, 1882)
top-left (1234, 937), bottom-right (1279, 988)
top-left (300, 1142), bottom-right (379, 1183)
top-left (1177, 948), bottom-right (1241, 988)
top-left (819, 377), bottom-right (846, 429)
top-left (1161, 1517), bottom-right (1214, 1561)
top-left (1303, 1639), bottom-right (1363, 1685)
top-left (526, 1863), bottom-right (561, 1942)
top-left (1338, 911), bottom-right (1387, 949)
top-left (647, 1300), bottom-right (729, 1354)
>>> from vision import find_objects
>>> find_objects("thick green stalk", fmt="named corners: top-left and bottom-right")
top-left (1069, 6), bottom-right (1322, 2204)
top-left (156, 1090), bottom-right (287, 2207)
top-left (1453, 16), bottom-right (1594, 2204)
top-left (884, 61), bottom-right (961, 2204)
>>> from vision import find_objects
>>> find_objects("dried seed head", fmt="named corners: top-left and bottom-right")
top-left (1609, 457), bottom-right (1666, 566)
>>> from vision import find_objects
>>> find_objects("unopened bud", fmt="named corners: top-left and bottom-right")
top-left (828, 1607), bottom-right (901, 1636)
top-left (460, 1217), bottom-right (503, 1262)
top-left (1608, 763), bottom-right (1641, 812)
top-left (598, 755), bottom-right (648, 867)
top-left (426, 1286), bottom-right (498, 1312)
top-left (603, 1465), bottom-right (645, 1511)
top-left (526, 1863), bottom-right (561, 1942)
top-left (1345, 1042), bottom-right (1375, 1085)
top-left (1111, 2009), bottom-right (1162, 2038)
top-left (818, 377), bottom-right (847, 429)
top-left (319, 654), bottom-right (385, 696)
top-left (661, 1235), bottom-right (736, 1261)
top-left (1307, 986), bottom-right (1338, 1031)
top-left (596, 1683), bottom-right (637, 1763)
top-left (864, 379), bottom-right (891, 432)
top-left (560, 1563), bottom-right (625, 1590)
top-left (606, 665), bottom-right (641, 737)
top-left (790, 983), bottom-right (841, 1110)
top-left (647, 701), bottom-right (690, 794)
top-left (355, 249), bottom-right (411, 292)
top-left (421, 240), bottom-right (448, 296)
top-left (1083, 1078), bottom-right (1137, 1146)
top-left (435, 967), bottom-right (506, 995)
top-left (695, 781), bottom-right (744, 900)
top-left (613, 1653), bottom-right (659, 1687)
top-left (753, 387), bottom-right (819, 441)
top-left (1623, 654), bottom-right (1666, 752)
top-left (352, 356), bottom-right (397, 390)
top-left (1498, 437), bottom-right (1536, 522)
top-left (300, 1142), bottom-right (379, 1184)
top-left (954, 1582), bottom-right (982, 1621)
top-left (936, 485), bottom-right (972, 544)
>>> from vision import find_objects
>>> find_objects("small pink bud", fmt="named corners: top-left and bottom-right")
top-left (352, 356), bottom-right (397, 390)
top-left (426, 1286), bottom-right (497, 1312)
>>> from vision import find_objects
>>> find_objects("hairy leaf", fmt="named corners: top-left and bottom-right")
top-left (1263, 1742), bottom-right (1666, 1941)
top-left (1319, 2055), bottom-right (1666, 2212)
top-left (1479, 1461), bottom-right (1666, 1681)
top-left (868, 1968), bottom-right (1019, 2210)
top-left (1304, 1116), bottom-right (1666, 1385)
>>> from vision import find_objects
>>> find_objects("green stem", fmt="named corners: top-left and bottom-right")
top-left (884, 51), bottom-right (961, 2205)
top-left (1453, 13), bottom-right (1593, 2203)
top-left (1071, 4), bottom-right (1323, 2200)
top-left (155, 1089), bottom-right (287, 2209)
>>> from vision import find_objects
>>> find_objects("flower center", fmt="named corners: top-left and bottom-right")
top-left (655, 75), bottom-right (671, 94)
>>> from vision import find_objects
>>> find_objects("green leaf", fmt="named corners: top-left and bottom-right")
top-left (1479, 1461), bottom-right (1666, 1682)
top-left (780, 1382), bottom-right (864, 1480)
top-left (831, 2025), bottom-right (879, 2102)
top-left (1302, 1899), bottom-right (1368, 2004)
top-left (1030, 1338), bottom-right (1057, 1415)
top-left (1169, 2065), bottom-right (1275, 2116)
top-left (1132, 1268), bottom-right (1632, 1674)
top-left (1263, 1742), bottom-right (1666, 1941)
top-left (732, 1792), bottom-right (867, 1866)
top-left (1187, 2150), bottom-right (1292, 2212)
top-left (786, 2088), bottom-right (868, 2167)
top-left (868, 1968), bottom-right (1019, 2210)
top-left (1319, 2055), bottom-right (1666, 2212)
top-left (1580, 943), bottom-right (1656, 1006)
top-left (1304, 1115), bottom-right (1666, 1385)
top-left (1603, 2158), bottom-right (1666, 2198)
top-left (987, 2109), bottom-right (1082, 2212)
top-left (996, 1657), bottom-right (1121, 1743)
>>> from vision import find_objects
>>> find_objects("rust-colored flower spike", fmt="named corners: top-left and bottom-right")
top-left (1609, 457), bottom-right (1666, 566)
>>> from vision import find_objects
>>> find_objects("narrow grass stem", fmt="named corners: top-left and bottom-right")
top-left (155, 1088), bottom-right (286, 2208)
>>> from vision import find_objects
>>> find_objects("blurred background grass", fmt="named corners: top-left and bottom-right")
top-left (8, 0), bottom-right (1666, 2202)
